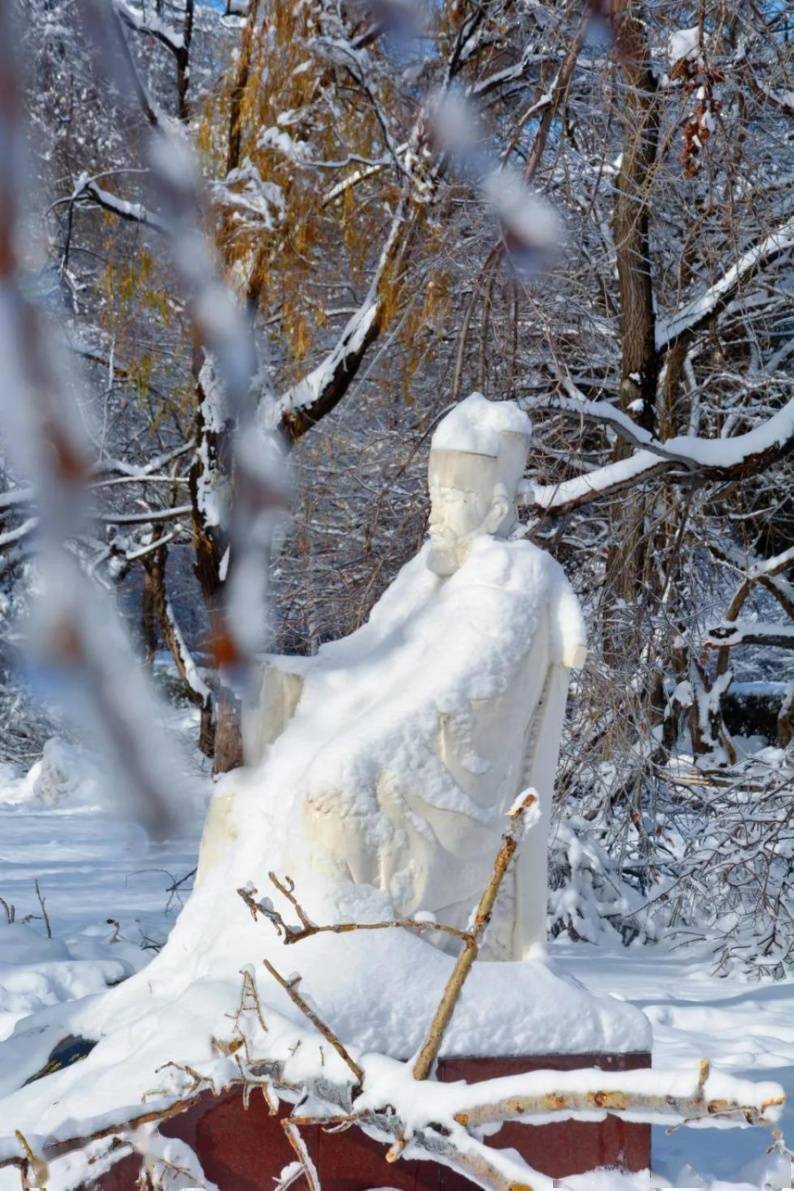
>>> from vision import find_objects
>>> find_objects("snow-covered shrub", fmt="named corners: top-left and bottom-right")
top-left (661, 747), bottom-right (794, 978)
top-left (548, 816), bottom-right (659, 946)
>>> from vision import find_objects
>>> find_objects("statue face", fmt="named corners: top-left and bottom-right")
top-left (427, 449), bottom-right (499, 576)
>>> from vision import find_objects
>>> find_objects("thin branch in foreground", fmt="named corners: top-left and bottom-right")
top-left (385, 791), bottom-right (540, 1166)
top-left (262, 960), bottom-right (364, 1087)
top-left (410, 790), bottom-right (539, 1083)
top-left (237, 874), bottom-right (471, 945)
top-left (281, 1120), bottom-right (321, 1191)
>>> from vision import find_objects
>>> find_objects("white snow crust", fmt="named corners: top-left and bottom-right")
top-left (669, 26), bottom-right (700, 65)
top-left (0, 807), bottom-right (791, 1189)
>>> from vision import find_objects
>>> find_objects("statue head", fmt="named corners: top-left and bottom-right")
top-left (427, 393), bottom-right (532, 577)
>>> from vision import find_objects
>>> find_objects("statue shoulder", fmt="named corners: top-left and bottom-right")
top-left (508, 540), bottom-right (587, 668)
top-left (464, 535), bottom-right (556, 592)
top-left (465, 538), bottom-right (587, 668)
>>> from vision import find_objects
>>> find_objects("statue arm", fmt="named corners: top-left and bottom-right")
top-left (551, 574), bottom-right (587, 670)
top-left (513, 575), bottom-right (585, 956)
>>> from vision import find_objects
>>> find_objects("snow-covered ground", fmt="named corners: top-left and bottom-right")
top-left (555, 943), bottom-right (793, 1188)
top-left (0, 762), bottom-right (791, 1189)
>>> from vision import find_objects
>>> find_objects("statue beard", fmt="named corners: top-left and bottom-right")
top-left (427, 529), bottom-right (462, 577)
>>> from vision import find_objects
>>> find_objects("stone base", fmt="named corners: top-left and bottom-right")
top-left (100, 1053), bottom-right (651, 1189)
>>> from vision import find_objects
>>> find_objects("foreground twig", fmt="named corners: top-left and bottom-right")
top-left (2, 1046), bottom-right (784, 1191)
top-left (33, 881), bottom-right (52, 940)
top-left (411, 790), bottom-right (539, 1083)
top-left (262, 960), bottom-right (364, 1086)
top-left (238, 874), bottom-right (470, 944)
top-left (281, 1120), bottom-right (321, 1191)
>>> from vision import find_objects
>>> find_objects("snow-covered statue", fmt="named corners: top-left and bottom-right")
top-left (1, 399), bottom-right (648, 1169)
top-left (199, 393), bottom-right (586, 959)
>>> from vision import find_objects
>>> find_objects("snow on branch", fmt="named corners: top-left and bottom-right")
top-left (656, 215), bottom-right (794, 352)
top-left (522, 397), bottom-right (794, 515)
top-left (113, 0), bottom-right (185, 56)
top-left (69, 173), bottom-right (167, 234)
top-left (705, 623), bottom-right (794, 650)
top-left (709, 540), bottom-right (794, 620)
top-left (275, 195), bottom-right (411, 441)
top-left (0, 516), bottom-right (38, 549)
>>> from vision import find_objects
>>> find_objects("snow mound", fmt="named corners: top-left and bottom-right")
top-left (0, 920), bottom-right (146, 1043)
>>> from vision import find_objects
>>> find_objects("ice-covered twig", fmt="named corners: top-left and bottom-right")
top-left (709, 541), bottom-right (794, 620)
top-left (262, 960), bottom-right (365, 1086)
top-left (656, 216), bottom-right (794, 353)
top-left (281, 1120), bottom-right (321, 1191)
top-left (431, 90), bottom-right (560, 277)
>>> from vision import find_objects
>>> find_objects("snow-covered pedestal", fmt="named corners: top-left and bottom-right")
top-left (102, 1055), bottom-right (651, 1189)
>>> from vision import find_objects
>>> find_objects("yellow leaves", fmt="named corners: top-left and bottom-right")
top-left (118, 264), bottom-right (136, 304)
top-left (138, 248), bottom-right (153, 285)
top-left (422, 270), bottom-right (451, 327)
top-left (378, 260), bottom-right (401, 332)
top-left (391, 269), bottom-right (451, 407)
top-left (142, 286), bottom-right (172, 325)
top-left (195, 111), bottom-right (213, 159)
top-left (341, 181), bottom-right (356, 247)
top-left (282, 299), bottom-right (313, 366)
top-left (99, 260), bottom-right (116, 305)
top-left (130, 352), bottom-right (153, 399)
top-left (291, 219), bottom-right (315, 256)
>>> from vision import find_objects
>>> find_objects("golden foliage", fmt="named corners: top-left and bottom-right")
top-left (197, 0), bottom-right (412, 376)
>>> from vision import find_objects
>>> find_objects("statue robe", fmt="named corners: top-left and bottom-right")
top-left (208, 535), bottom-right (585, 959)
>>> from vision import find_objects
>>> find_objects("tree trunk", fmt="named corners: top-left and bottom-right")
top-left (604, 0), bottom-right (660, 658)
top-left (141, 554), bottom-right (160, 667)
top-left (188, 365), bottom-right (242, 773)
top-left (213, 688), bottom-right (244, 773)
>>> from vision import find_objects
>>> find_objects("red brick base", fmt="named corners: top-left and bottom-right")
top-left (99, 1052), bottom-right (650, 1189)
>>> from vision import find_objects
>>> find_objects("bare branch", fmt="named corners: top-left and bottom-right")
top-left (262, 960), bottom-right (365, 1086)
